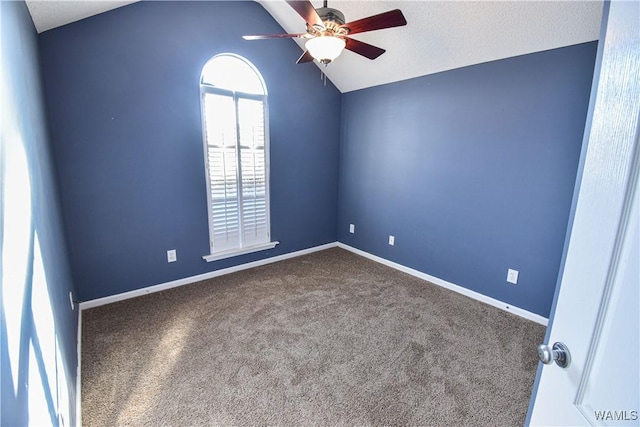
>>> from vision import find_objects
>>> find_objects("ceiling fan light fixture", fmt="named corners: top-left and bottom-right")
top-left (306, 36), bottom-right (346, 64)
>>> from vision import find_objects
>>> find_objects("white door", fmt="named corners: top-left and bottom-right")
top-left (529, 0), bottom-right (639, 425)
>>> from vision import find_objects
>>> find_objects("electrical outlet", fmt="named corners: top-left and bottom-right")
top-left (69, 291), bottom-right (74, 310)
top-left (167, 249), bottom-right (177, 263)
top-left (507, 269), bottom-right (519, 284)
top-left (389, 235), bottom-right (395, 246)
top-left (349, 224), bottom-right (355, 234)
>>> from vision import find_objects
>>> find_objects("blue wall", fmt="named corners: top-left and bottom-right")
top-left (38, 1), bottom-right (342, 302)
top-left (36, 0), bottom-right (597, 318)
top-left (1, 1), bottom-right (78, 425)
top-left (338, 43), bottom-right (597, 318)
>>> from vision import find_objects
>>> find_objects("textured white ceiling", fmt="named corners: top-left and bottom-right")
top-left (259, 0), bottom-right (603, 92)
top-left (25, 0), bottom-right (137, 33)
top-left (25, 0), bottom-right (603, 93)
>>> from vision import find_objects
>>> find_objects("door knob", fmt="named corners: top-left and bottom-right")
top-left (537, 342), bottom-right (571, 368)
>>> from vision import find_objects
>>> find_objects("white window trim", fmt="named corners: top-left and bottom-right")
top-left (202, 241), bottom-right (279, 263)
top-left (200, 55), bottom-right (276, 262)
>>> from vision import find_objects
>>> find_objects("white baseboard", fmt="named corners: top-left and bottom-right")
top-left (78, 240), bottom-right (550, 324)
top-left (79, 242), bottom-right (338, 310)
top-left (75, 308), bottom-right (82, 427)
top-left (337, 243), bottom-right (548, 326)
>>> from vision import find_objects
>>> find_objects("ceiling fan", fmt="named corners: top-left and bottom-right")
top-left (243, 0), bottom-right (407, 65)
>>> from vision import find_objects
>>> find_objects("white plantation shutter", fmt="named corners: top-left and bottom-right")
top-left (203, 92), bottom-right (240, 252)
top-left (200, 55), bottom-right (273, 259)
top-left (238, 98), bottom-right (268, 246)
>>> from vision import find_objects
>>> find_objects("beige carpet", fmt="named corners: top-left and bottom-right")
top-left (81, 248), bottom-right (545, 426)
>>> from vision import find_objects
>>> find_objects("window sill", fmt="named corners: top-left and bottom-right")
top-left (202, 241), bottom-right (279, 263)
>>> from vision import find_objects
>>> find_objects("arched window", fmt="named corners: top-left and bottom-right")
top-left (200, 54), bottom-right (276, 261)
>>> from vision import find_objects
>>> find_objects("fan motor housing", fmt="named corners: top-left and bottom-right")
top-left (315, 7), bottom-right (347, 34)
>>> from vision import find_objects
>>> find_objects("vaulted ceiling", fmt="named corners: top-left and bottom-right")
top-left (25, 0), bottom-right (603, 93)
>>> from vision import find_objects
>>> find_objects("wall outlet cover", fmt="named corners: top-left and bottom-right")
top-left (349, 224), bottom-right (355, 233)
top-left (167, 249), bottom-right (177, 263)
top-left (507, 268), bottom-right (519, 284)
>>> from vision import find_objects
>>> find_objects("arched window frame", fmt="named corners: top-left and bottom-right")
top-left (200, 54), bottom-right (277, 261)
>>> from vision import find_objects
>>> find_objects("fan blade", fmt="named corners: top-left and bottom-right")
top-left (243, 34), bottom-right (306, 40)
top-left (341, 9), bottom-right (407, 35)
top-left (296, 50), bottom-right (315, 64)
top-left (285, 0), bottom-right (325, 29)
top-left (344, 37), bottom-right (386, 60)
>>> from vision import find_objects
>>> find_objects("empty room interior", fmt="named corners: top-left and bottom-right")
top-left (2, 0), bottom-right (639, 425)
